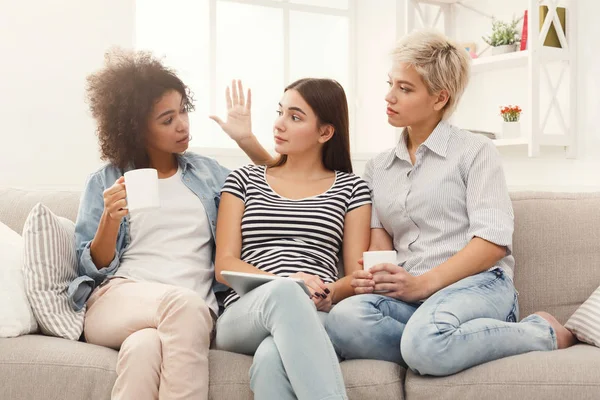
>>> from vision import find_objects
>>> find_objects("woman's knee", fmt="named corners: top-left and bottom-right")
top-left (118, 328), bottom-right (162, 368)
top-left (160, 287), bottom-right (213, 333)
top-left (325, 295), bottom-right (377, 348)
top-left (401, 317), bottom-right (453, 376)
top-left (325, 296), bottom-right (359, 331)
top-left (265, 279), bottom-right (306, 301)
top-left (260, 279), bottom-right (312, 314)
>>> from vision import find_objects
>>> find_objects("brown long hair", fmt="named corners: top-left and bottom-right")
top-left (270, 78), bottom-right (352, 173)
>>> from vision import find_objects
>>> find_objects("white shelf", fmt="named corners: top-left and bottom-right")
top-left (472, 50), bottom-right (528, 74)
top-left (471, 47), bottom-right (569, 74)
top-left (417, 0), bottom-right (460, 4)
top-left (492, 137), bottom-right (529, 147)
top-left (405, 0), bottom-right (577, 158)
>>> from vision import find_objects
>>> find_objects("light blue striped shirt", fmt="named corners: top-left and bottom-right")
top-left (364, 120), bottom-right (515, 280)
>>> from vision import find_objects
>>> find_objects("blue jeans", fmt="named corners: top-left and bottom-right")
top-left (215, 279), bottom-right (347, 400)
top-left (325, 268), bottom-right (557, 376)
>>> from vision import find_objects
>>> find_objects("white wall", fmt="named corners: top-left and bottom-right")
top-left (352, 0), bottom-right (600, 192)
top-left (0, 0), bottom-right (134, 190)
top-left (454, 0), bottom-right (600, 192)
top-left (0, 0), bottom-right (598, 192)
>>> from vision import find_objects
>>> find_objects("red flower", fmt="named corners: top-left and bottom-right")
top-left (499, 105), bottom-right (522, 121)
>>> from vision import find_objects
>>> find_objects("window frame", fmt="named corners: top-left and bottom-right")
top-left (199, 0), bottom-right (358, 157)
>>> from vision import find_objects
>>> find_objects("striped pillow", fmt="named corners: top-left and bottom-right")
top-left (22, 203), bottom-right (84, 340)
top-left (565, 286), bottom-right (600, 347)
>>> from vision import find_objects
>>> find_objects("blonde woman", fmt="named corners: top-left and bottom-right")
top-left (325, 30), bottom-right (576, 376)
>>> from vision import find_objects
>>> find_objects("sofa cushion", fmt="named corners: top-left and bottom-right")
top-left (565, 285), bottom-right (600, 347)
top-left (404, 344), bottom-right (600, 400)
top-left (209, 349), bottom-right (405, 400)
top-left (340, 359), bottom-right (406, 400)
top-left (0, 222), bottom-right (37, 337)
top-left (22, 204), bottom-right (84, 340)
top-left (0, 335), bottom-right (117, 400)
top-left (1, 336), bottom-right (404, 400)
top-left (0, 188), bottom-right (80, 235)
top-left (510, 192), bottom-right (600, 323)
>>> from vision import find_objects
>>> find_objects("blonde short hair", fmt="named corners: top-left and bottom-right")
top-left (392, 30), bottom-right (471, 119)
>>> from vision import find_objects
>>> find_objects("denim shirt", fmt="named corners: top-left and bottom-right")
top-left (67, 152), bottom-right (231, 311)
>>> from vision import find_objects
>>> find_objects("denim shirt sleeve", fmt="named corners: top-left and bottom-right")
top-left (213, 159), bottom-right (231, 189)
top-left (206, 159), bottom-right (232, 297)
top-left (70, 172), bottom-right (122, 310)
top-left (211, 159), bottom-right (232, 209)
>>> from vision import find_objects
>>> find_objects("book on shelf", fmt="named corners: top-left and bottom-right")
top-left (520, 10), bottom-right (528, 51)
top-left (540, 6), bottom-right (566, 48)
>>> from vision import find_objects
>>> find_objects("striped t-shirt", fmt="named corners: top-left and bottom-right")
top-left (221, 165), bottom-right (372, 308)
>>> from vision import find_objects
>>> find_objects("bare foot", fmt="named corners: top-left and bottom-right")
top-left (534, 311), bottom-right (578, 349)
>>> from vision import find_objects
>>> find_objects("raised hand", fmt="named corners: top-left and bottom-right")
top-left (210, 79), bottom-right (253, 143)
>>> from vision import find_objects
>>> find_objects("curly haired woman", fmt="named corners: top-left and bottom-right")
top-left (67, 49), bottom-right (271, 400)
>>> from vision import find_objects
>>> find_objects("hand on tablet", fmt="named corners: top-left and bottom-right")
top-left (315, 283), bottom-right (335, 312)
top-left (289, 272), bottom-right (331, 309)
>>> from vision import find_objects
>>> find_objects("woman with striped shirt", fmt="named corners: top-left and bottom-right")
top-left (213, 78), bottom-right (372, 399)
top-left (325, 30), bottom-right (576, 376)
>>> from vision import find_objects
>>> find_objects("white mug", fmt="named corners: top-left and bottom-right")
top-left (123, 168), bottom-right (160, 212)
top-left (363, 250), bottom-right (397, 271)
top-left (363, 250), bottom-right (397, 293)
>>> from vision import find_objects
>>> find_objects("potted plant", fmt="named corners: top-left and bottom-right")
top-left (483, 17), bottom-right (521, 55)
top-left (499, 105), bottom-right (522, 138)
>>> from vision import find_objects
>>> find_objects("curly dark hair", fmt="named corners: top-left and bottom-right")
top-left (86, 49), bottom-right (195, 169)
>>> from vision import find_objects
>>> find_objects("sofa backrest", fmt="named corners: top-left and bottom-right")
top-left (1, 188), bottom-right (599, 324)
top-left (510, 192), bottom-right (600, 324)
top-left (0, 188), bottom-right (80, 234)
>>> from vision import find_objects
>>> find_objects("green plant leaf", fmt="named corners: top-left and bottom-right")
top-left (484, 17), bottom-right (521, 47)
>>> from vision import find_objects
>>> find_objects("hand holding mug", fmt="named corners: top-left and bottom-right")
top-left (363, 250), bottom-right (397, 293)
top-left (102, 176), bottom-right (128, 221)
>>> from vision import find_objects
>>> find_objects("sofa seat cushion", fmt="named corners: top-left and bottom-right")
top-left (404, 344), bottom-right (600, 400)
top-left (341, 359), bottom-right (406, 400)
top-left (209, 349), bottom-right (406, 400)
top-left (1, 336), bottom-right (405, 400)
top-left (0, 334), bottom-right (117, 400)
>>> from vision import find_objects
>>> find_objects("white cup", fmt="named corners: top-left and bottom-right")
top-left (363, 250), bottom-right (397, 293)
top-left (363, 250), bottom-right (397, 271)
top-left (123, 168), bottom-right (160, 212)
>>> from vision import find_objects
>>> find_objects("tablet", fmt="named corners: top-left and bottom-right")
top-left (221, 271), bottom-right (311, 297)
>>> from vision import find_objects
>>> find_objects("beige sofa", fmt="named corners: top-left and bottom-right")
top-left (1, 188), bottom-right (599, 400)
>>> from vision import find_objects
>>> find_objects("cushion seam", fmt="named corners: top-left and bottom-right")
top-left (0, 361), bottom-right (115, 372)
top-left (407, 382), bottom-right (600, 387)
top-left (210, 379), bottom-right (405, 388)
top-left (345, 379), bottom-right (405, 389)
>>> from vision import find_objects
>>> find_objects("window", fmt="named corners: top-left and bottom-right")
top-left (135, 0), bottom-right (353, 153)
